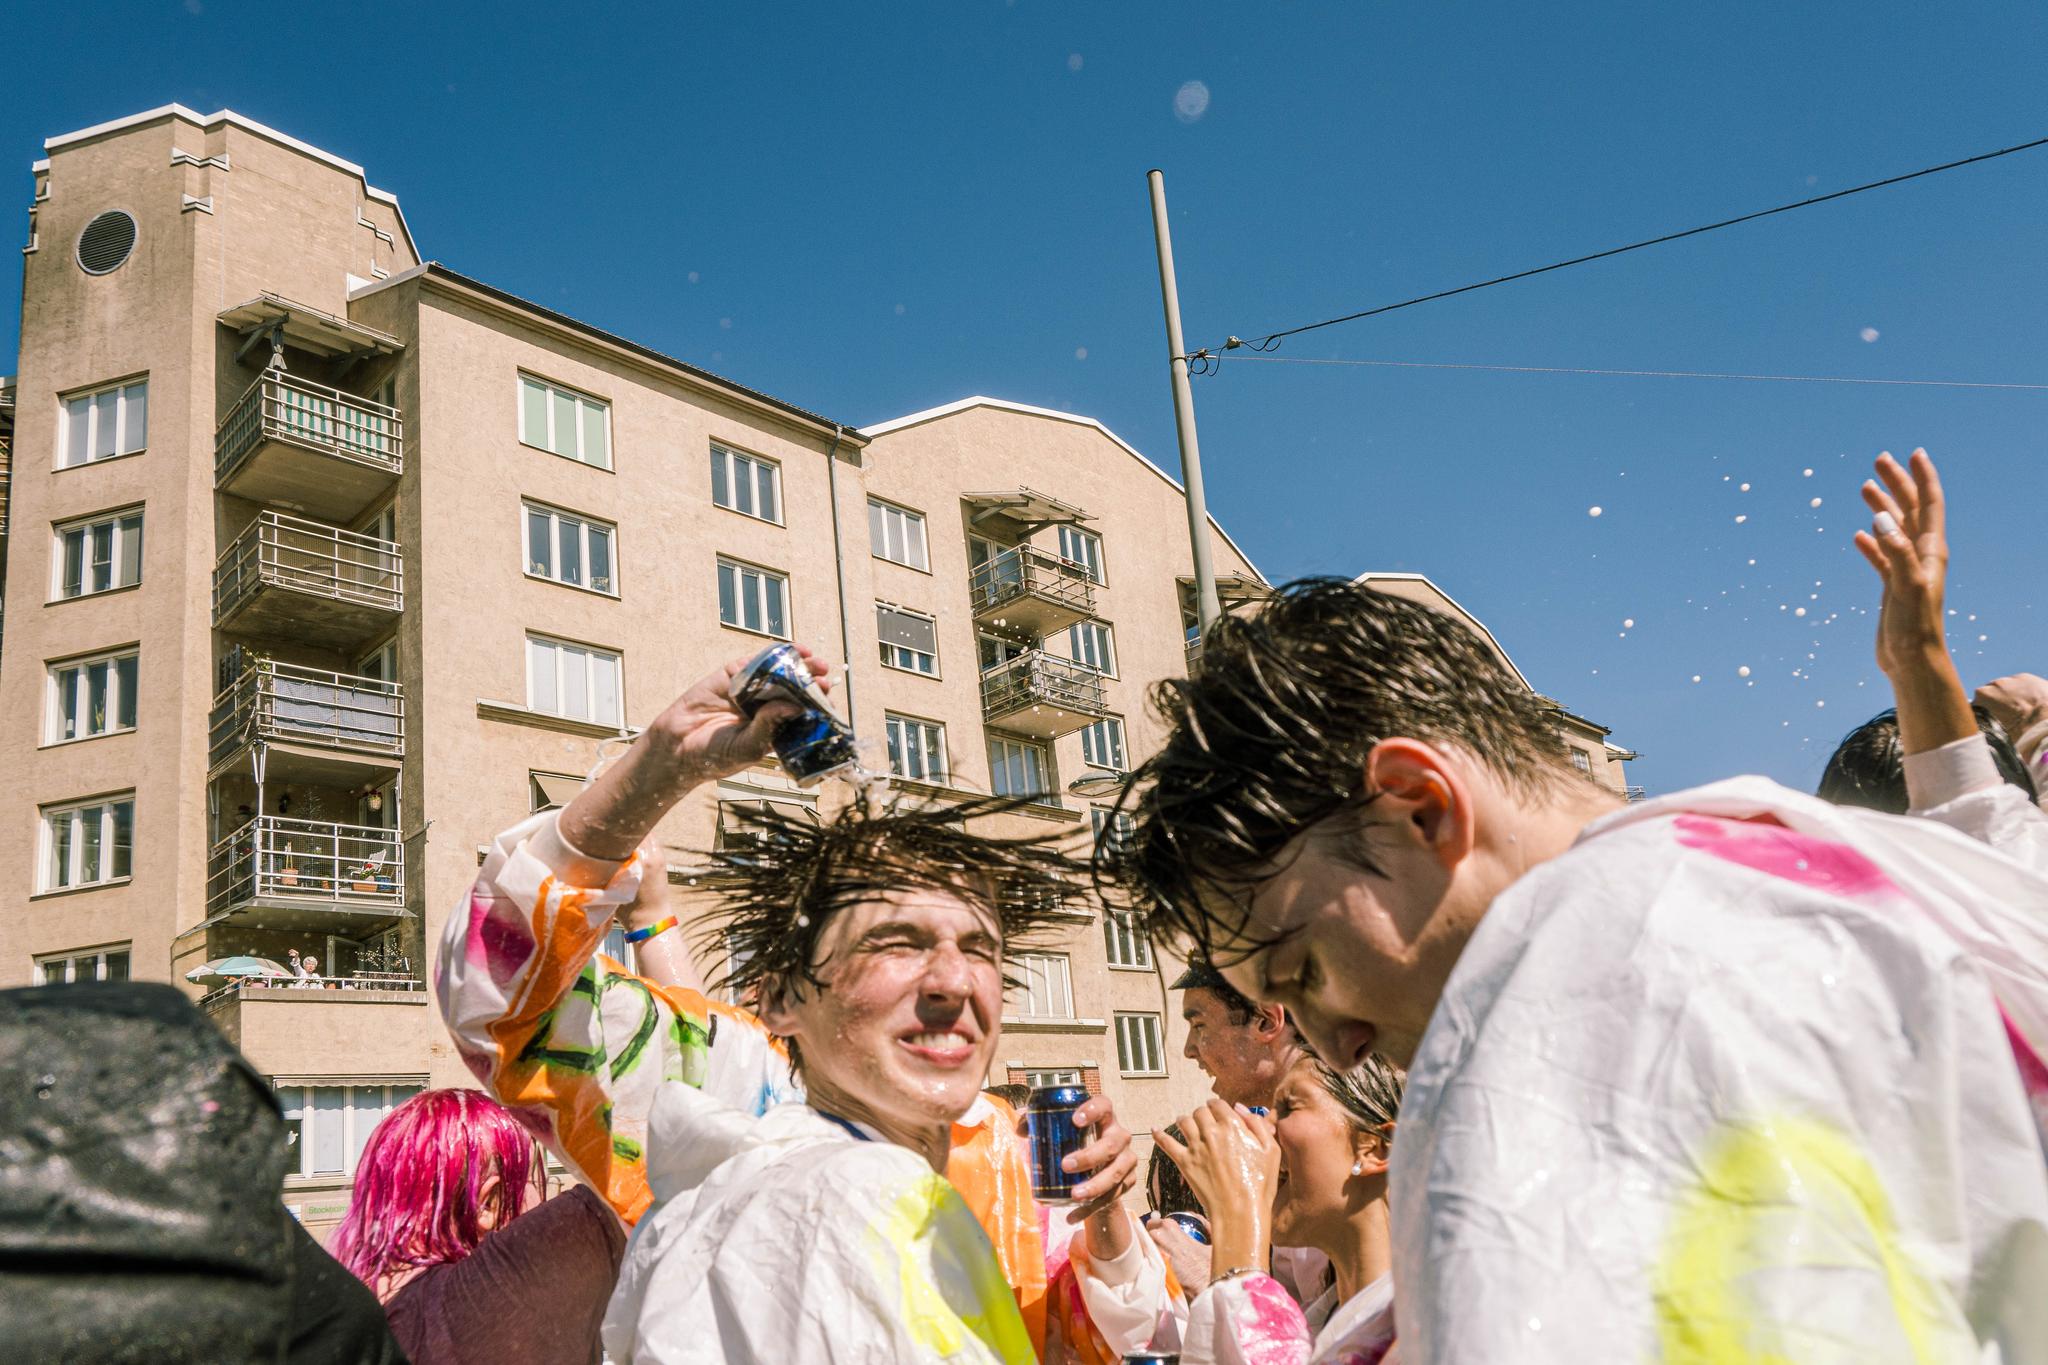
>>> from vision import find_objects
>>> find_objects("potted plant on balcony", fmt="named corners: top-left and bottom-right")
top-left (277, 839), bottom-right (300, 888)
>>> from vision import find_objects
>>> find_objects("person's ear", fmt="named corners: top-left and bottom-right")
top-left (1252, 1003), bottom-right (1289, 1043)
top-left (754, 978), bottom-right (801, 1041)
top-left (1348, 1124), bottom-right (1393, 1179)
top-left (1363, 740), bottom-right (1475, 872)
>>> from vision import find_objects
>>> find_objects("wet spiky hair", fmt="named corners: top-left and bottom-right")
top-left (694, 789), bottom-right (1088, 1028)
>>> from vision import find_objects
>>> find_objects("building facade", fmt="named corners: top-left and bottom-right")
top-left (5, 106), bottom-right (1633, 1231)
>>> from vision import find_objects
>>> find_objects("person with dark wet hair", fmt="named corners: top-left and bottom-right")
top-left (1818, 705), bottom-right (2036, 813)
top-left (441, 646), bottom-right (1176, 1363)
top-left (1103, 501), bottom-right (2048, 1359)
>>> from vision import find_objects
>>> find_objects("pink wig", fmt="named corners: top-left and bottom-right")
top-left (331, 1088), bottom-right (543, 1288)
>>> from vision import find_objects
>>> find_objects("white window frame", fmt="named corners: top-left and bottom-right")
top-left (868, 498), bottom-right (930, 571)
top-left (274, 1081), bottom-right (426, 1180)
top-left (1080, 716), bottom-right (1127, 772)
top-left (1115, 1012), bottom-right (1166, 1075)
top-left (988, 736), bottom-right (1051, 800)
top-left (1103, 911), bottom-right (1154, 970)
top-left (1011, 953), bottom-right (1075, 1020)
top-left (517, 373), bottom-right (612, 469)
top-left (885, 713), bottom-right (948, 785)
top-left (525, 633), bottom-right (624, 727)
top-left (1020, 1068), bottom-right (1083, 1089)
top-left (710, 443), bottom-right (784, 525)
top-left (45, 646), bottom-right (140, 744)
top-left (1570, 748), bottom-right (1593, 775)
top-left (1067, 621), bottom-right (1117, 676)
top-left (39, 793), bottom-right (135, 892)
top-left (59, 377), bottom-right (148, 468)
top-left (50, 508), bottom-right (144, 601)
top-left (716, 558), bottom-right (792, 639)
top-left (1090, 807), bottom-right (1136, 855)
top-left (876, 603), bottom-right (939, 676)
top-left (35, 944), bottom-right (132, 985)
top-left (522, 500), bottom-right (618, 595)
top-left (1057, 525), bottom-right (1105, 584)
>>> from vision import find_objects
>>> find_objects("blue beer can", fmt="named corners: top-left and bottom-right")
top-left (1120, 1353), bottom-right (1181, 1364)
top-left (729, 644), bottom-right (860, 787)
top-left (1165, 1212), bottom-right (1210, 1245)
top-left (1025, 1085), bottom-right (1092, 1205)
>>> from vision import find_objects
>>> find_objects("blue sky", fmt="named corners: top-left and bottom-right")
top-left (9, 2), bottom-right (2045, 794)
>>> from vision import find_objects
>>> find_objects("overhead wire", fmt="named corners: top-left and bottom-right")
top-left (1183, 133), bottom-right (2048, 366)
top-left (1207, 354), bottom-right (2048, 391)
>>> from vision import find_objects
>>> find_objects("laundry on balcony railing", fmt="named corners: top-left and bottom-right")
top-left (209, 660), bottom-right (403, 762)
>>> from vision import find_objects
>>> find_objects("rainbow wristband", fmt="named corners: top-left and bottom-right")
top-left (624, 915), bottom-right (679, 944)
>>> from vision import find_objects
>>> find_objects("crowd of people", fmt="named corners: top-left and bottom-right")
top-left (4, 446), bottom-right (2045, 1363)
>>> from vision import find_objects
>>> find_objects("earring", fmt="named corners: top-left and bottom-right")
top-left (1351, 1160), bottom-right (1364, 1176)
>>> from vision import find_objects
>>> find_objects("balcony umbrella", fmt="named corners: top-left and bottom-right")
top-left (183, 955), bottom-right (293, 981)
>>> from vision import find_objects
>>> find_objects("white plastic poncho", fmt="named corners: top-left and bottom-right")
top-left (606, 1081), bottom-right (1033, 1365)
top-left (1392, 776), bottom-right (2048, 1363)
top-left (1180, 1270), bottom-right (1394, 1365)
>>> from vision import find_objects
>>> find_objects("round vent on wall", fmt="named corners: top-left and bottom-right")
top-left (77, 210), bottom-right (138, 275)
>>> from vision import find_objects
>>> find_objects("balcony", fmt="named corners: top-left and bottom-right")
top-left (209, 660), bottom-right (403, 786)
top-left (980, 652), bottom-right (1108, 740)
top-left (201, 976), bottom-right (428, 1077)
top-left (216, 373), bottom-right (402, 523)
top-left (214, 512), bottom-right (402, 650)
top-left (205, 815), bottom-right (405, 929)
top-left (969, 545), bottom-right (1096, 640)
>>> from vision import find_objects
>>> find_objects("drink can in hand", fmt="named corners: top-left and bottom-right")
top-left (1165, 1212), bottom-right (1210, 1245)
top-left (729, 644), bottom-right (859, 787)
top-left (1120, 1353), bottom-right (1181, 1364)
top-left (1025, 1085), bottom-right (1092, 1204)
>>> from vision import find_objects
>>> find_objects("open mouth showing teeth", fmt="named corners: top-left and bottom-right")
top-left (901, 1031), bottom-right (974, 1054)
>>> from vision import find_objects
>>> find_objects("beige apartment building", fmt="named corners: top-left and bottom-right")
top-left (5, 105), bottom-right (1632, 1230)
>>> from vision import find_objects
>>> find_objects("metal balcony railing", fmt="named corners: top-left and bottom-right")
top-left (980, 651), bottom-right (1108, 722)
top-left (209, 660), bottom-right (403, 765)
top-left (968, 545), bottom-right (1096, 620)
top-left (213, 511), bottom-right (403, 622)
top-left (216, 372), bottom-right (402, 482)
top-left (199, 975), bottom-right (426, 1011)
top-left (205, 815), bottom-right (403, 918)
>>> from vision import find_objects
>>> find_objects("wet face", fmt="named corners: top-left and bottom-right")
top-left (774, 886), bottom-right (1005, 1136)
top-left (1270, 1058), bottom-right (1378, 1248)
top-left (1215, 809), bottom-right (1459, 1070)
top-left (1181, 988), bottom-right (1287, 1109)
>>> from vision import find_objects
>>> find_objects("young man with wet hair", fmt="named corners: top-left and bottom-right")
top-left (1107, 479), bottom-right (2048, 1361)
top-left (441, 646), bottom-right (1174, 1363)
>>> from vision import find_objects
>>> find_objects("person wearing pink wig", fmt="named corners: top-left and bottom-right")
top-left (331, 1088), bottom-right (624, 1364)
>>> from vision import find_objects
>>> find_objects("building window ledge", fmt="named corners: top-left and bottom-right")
top-left (475, 699), bottom-right (627, 739)
top-left (39, 728), bottom-right (138, 751)
top-left (30, 877), bottom-right (133, 902)
top-left (1105, 963), bottom-right (1157, 974)
top-left (522, 571), bottom-right (620, 601)
top-left (1001, 1016), bottom-right (1107, 1034)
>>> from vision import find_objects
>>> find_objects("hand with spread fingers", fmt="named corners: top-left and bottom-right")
top-left (1153, 1100), bottom-right (1280, 1284)
top-left (1054, 1094), bottom-right (1143, 1259)
top-left (1853, 449), bottom-right (1977, 756)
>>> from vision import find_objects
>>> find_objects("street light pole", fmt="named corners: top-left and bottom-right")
top-left (1148, 168), bottom-right (1223, 634)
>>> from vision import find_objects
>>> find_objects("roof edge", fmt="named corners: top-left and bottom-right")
top-left (1353, 571), bottom-right (1536, 692)
top-left (355, 263), bottom-right (866, 446)
top-left (42, 104), bottom-right (418, 261)
top-left (858, 395), bottom-right (1264, 583)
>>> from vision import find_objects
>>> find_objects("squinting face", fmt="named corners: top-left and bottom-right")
top-left (1269, 1058), bottom-right (1369, 1247)
top-left (1215, 815), bottom-right (1458, 1070)
top-left (784, 886), bottom-right (1005, 1134)
top-left (1181, 988), bottom-right (1281, 1108)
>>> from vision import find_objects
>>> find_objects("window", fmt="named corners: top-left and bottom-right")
top-left (1104, 912), bottom-right (1154, 970)
top-left (52, 510), bottom-right (143, 599)
top-left (40, 795), bottom-right (134, 891)
top-left (275, 1082), bottom-right (424, 1179)
top-left (1115, 1013), bottom-right (1166, 1075)
top-left (526, 635), bottom-right (623, 727)
top-left (1570, 749), bottom-right (1593, 775)
top-left (1020, 1068), bottom-right (1083, 1089)
top-left (885, 713), bottom-right (947, 784)
top-left (1090, 807), bottom-right (1135, 855)
top-left (523, 502), bottom-right (616, 593)
top-left (529, 771), bottom-right (584, 813)
top-left (60, 379), bottom-right (148, 468)
top-left (1057, 525), bottom-right (1104, 584)
top-left (868, 499), bottom-right (929, 570)
top-left (1079, 717), bottom-right (1127, 772)
top-left (978, 633), bottom-right (1029, 673)
top-left (717, 559), bottom-right (790, 638)
top-left (877, 604), bottom-right (938, 675)
top-left (1011, 953), bottom-right (1074, 1019)
top-left (988, 737), bottom-right (1050, 800)
top-left (35, 945), bottom-right (131, 985)
top-left (711, 444), bottom-right (781, 523)
top-left (518, 374), bottom-right (610, 468)
top-left (46, 648), bottom-right (139, 743)
top-left (1068, 621), bottom-right (1116, 675)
